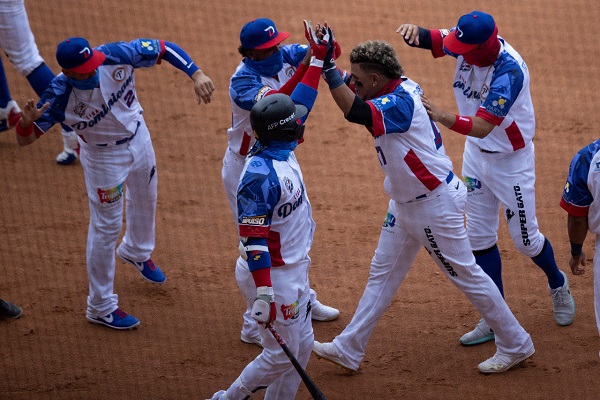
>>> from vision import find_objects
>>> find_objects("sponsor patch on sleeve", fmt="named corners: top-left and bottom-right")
top-left (254, 86), bottom-right (273, 102)
top-left (240, 215), bottom-right (267, 226)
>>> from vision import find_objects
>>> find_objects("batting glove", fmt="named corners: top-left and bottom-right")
top-left (304, 20), bottom-right (330, 62)
top-left (252, 286), bottom-right (276, 325)
top-left (323, 27), bottom-right (337, 72)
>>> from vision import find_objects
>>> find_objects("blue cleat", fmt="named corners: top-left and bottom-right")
top-left (117, 249), bottom-right (167, 284)
top-left (87, 308), bottom-right (140, 330)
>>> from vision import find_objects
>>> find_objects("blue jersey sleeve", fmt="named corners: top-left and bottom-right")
top-left (98, 39), bottom-right (164, 69)
top-left (281, 44), bottom-right (309, 67)
top-left (368, 87), bottom-right (414, 136)
top-left (481, 53), bottom-right (524, 119)
top-left (562, 141), bottom-right (600, 210)
top-left (230, 71), bottom-right (269, 112)
top-left (237, 156), bottom-right (281, 238)
top-left (34, 75), bottom-right (72, 133)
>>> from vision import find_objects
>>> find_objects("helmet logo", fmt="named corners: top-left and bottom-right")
top-left (267, 111), bottom-right (295, 130)
top-left (456, 26), bottom-right (464, 38)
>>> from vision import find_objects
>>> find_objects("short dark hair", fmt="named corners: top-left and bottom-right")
top-left (349, 41), bottom-right (403, 79)
top-left (238, 45), bottom-right (250, 57)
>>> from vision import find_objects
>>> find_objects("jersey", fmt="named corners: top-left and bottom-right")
top-left (366, 77), bottom-right (453, 203)
top-left (227, 44), bottom-right (308, 156)
top-left (438, 35), bottom-right (535, 153)
top-left (560, 139), bottom-right (600, 234)
top-left (32, 38), bottom-right (165, 142)
top-left (237, 149), bottom-right (315, 267)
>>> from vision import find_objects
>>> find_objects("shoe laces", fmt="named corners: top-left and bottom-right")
top-left (551, 284), bottom-right (571, 305)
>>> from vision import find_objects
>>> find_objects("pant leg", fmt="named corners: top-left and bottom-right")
top-left (80, 143), bottom-right (131, 317)
top-left (595, 236), bottom-right (600, 337)
top-left (402, 180), bottom-right (533, 356)
top-left (227, 260), bottom-right (312, 400)
top-left (332, 200), bottom-right (421, 369)
top-left (118, 124), bottom-right (157, 261)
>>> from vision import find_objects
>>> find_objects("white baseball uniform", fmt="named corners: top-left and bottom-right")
top-left (224, 43), bottom-right (328, 339)
top-left (328, 77), bottom-right (533, 369)
top-left (561, 139), bottom-right (600, 335)
top-left (30, 39), bottom-right (191, 318)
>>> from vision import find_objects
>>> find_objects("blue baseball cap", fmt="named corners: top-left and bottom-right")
top-left (240, 18), bottom-right (290, 50)
top-left (443, 11), bottom-right (497, 54)
top-left (56, 37), bottom-right (106, 74)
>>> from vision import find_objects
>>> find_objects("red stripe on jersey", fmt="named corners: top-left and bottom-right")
top-left (267, 230), bottom-right (285, 267)
top-left (367, 101), bottom-right (385, 137)
top-left (505, 121), bottom-right (525, 151)
top-left (239, 131), bottom-right (252, 156)
top-left (239, 225), bottom-right (269, 238)
top-left (560, 198), bottom-right (589, 217)
top-left (476, 108), bottom-right (503, 126)
top-left (157, 40), bottom-right (166, 63)
top-left (404, 149), bottom-right (442, 191)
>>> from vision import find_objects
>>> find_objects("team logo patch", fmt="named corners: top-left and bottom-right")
top-left (506, 208), bottom-right (515, 222)
top-left (462, 177), bottom-right (481, 193)
top-left (241, 215), bottom-right (267, 226)
top-left (97, 183), bottom-right (123, 204)
top-left (112, 67), bottom-right (126, 82)
top-left (280, 299), bottom-right (300, 321)
top-left (283, 177), bottom-right (293, 193)
top-left (141, 40), bottom-right (155, 52)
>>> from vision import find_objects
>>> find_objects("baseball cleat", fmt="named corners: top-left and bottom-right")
top-left (0, 100), bottom-right (22, 132)
top-left (56, 148), bottom-right (78, 165)
top-left (0, 299), bottom-right (22, 319)
top-left (478, 348), bottom-right (535, 374)
top-left (312, 340), bottom-right (357, 372)
top-left (117, 248), bottom-right (166, 284)
top-left (459, 318), bottom-right (495, 346)
top-left (550, 270), bottom-right (576, 326)
top-left (240, 333), bottom-right (262, 348)
top-left (311, 302), bottom-right (340, 322)
top-left (87, 308), bottom-right (140, 330)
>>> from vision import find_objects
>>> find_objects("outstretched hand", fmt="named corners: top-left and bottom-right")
top-left (396, 24), bottom-right (420, 45)
top-left (20, 99), bottom-right (49, 126)
top-left (192, 70), bottom-right (215, 105)
top-left (304, 20), bottom-right (330, 60)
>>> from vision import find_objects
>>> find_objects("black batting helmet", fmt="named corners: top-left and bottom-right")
top-left (250, 93), bottom-right (308, 143)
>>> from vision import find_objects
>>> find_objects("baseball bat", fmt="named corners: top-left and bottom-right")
top-left (266, 323), bottom-right (328, 400)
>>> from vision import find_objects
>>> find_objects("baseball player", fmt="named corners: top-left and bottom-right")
top-left (560, 139), bottom-right (600, 344)
top-left (0, 0), bottom-right (79, 165)
top-left (0, 298), bottom-right (22, 319)
top-left (397, 10), bottom-right (575, 345)
top-left (223, 17), bottom-right (339, 347)
top-left (313, 38), bottom-right (534, 374)
top-left (16, 36), bottom-right (215, 329)
top-left (209, 22), bottom-right (329, 399)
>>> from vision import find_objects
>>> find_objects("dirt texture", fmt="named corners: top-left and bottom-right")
top-left (1, 1), bottom-right (600, 399)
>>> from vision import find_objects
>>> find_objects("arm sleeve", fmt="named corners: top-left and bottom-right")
top-left (161, 41), bottom-right (200, 77)
top-left (404, 27), bottom-right (447, 58)
top-left (344, 96), bottom-right (374, 126)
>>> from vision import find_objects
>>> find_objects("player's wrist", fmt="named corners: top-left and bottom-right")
top-left (16, 117), bottom-right (34, 137)
top-left (570, 241), bottom-right (583, 257)
top-left (450, 115), bottom-right (472, 135)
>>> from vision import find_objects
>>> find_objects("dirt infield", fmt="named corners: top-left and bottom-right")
top-left (1, 0), bottom-right (600, 399)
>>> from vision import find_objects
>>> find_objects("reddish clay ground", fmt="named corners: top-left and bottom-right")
top-left (1, 1), bottom-right (600, 399)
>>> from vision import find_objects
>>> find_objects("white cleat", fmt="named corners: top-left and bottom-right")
top-left (478, 348), bottom-right (535, 374)
top-left (312, 340), bottom-right (357, 372)
top-left (311, 302), bottom-right (340, 322)
top-left (550, 270), bottom-right (576, 326)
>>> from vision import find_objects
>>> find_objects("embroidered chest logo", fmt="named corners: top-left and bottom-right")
top-left (283, 176), bottom-right (293, 193)
top-left (112, 67), bottom-right (126, 82)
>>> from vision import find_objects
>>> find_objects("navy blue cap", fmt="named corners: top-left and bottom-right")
top-left (56, 37), bottom-right (106, 74)
top-left (443, 11), bottom-right (497, 54)
top-left (240, 18), bottom-right (290, 50)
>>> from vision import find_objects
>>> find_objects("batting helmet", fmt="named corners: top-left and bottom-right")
top-left (250, 94), bottom-right (308, 143)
